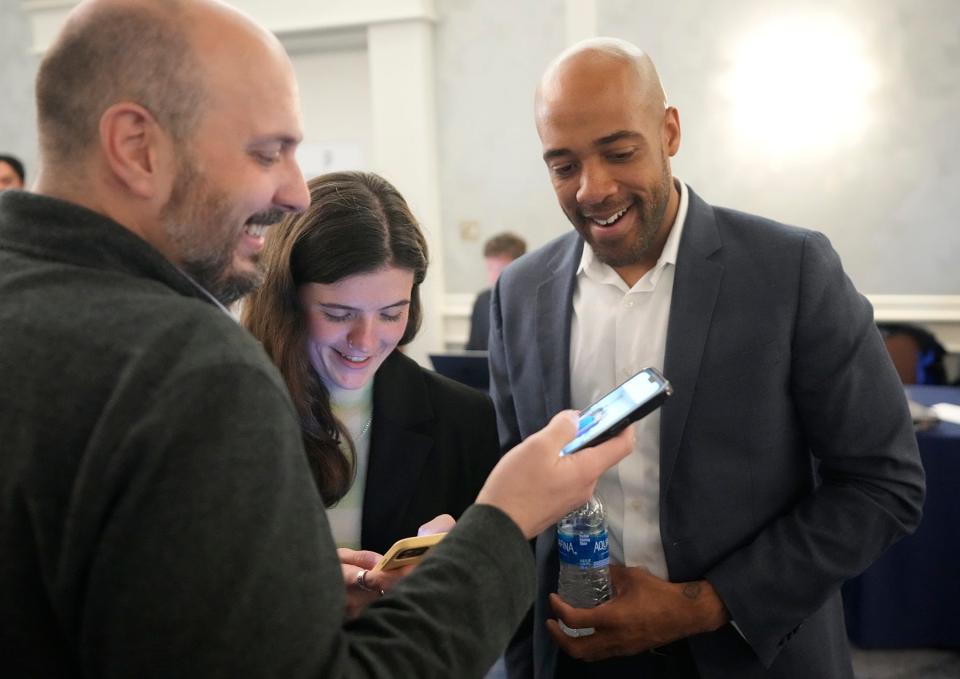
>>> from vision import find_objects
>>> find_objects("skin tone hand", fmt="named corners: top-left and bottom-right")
top-left (338, 548), bottom-right (411, 619)
top-left (338, 514), bottom-right (455, 619)
top-left (417, 513), bottom-right (455, 536)
top-left (546, 566), bottom-right (729, 661)
top-left (476, 411), bottom-right (635, 539)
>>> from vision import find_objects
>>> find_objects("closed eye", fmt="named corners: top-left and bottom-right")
top-left (607, 148), bottom-right (637, 162)
top-left (253, 150), bottom-right (281, 166)
top-left (550, 162), bottom-right (577, 178)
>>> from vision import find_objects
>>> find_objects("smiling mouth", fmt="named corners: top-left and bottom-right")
top-left (587, 205), bottom-right (631, 227)
top-left (243, 223), bottom-right (268, 237)
top-left (336, 349), bottom-right (371, 364)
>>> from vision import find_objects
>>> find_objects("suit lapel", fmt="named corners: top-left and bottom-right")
top-left (660, 189), bottom-right (724, 495)
top-left (361, 352), bottom-right (433, 551)
top-left (536, 234), bottom-right (583, 416)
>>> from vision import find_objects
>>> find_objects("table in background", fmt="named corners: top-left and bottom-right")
top-left (843, 385), bottom-right (960, 648)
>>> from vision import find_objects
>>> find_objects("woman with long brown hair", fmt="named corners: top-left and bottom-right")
top-left (243, 171), bottom-right (500, 615)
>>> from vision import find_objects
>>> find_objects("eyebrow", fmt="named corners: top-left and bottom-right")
top-left (542, 130), bottom-right (644, 161)
top-left (248, 134), bottom-right (302, 148)
top-left (318, 301), bottom-right (411, 312)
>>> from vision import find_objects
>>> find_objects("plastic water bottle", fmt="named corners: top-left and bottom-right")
top-left (556, 494), bottom-right (611, 637)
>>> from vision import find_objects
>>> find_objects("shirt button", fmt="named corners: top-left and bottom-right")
top-left (631, 500), bottom-right (643, 511)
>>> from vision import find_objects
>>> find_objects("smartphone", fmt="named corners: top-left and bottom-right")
top-left (372, 532), bottom-right (448, 571)
top-left (560, 367), bottom-right (672, 456)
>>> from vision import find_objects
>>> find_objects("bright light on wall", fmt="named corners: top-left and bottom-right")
top-left (723, 15), bottom-right (877, 158)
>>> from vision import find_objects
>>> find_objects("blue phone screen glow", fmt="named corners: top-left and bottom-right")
top-left (559, 371), bottom-right (662, 456)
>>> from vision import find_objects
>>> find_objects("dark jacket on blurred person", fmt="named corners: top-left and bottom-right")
top-left (466, 288), bottom-right (492, 351)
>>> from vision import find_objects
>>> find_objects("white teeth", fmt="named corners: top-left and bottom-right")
top-left (591, 206), bottom-right (628, 226)
top-left (244, 224), bottom-right (268, 237)
top-left (340, 352), bottom-right (368, 363)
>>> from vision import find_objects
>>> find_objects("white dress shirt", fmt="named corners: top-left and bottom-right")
top-left (569, 180), bottom-right (689, 578)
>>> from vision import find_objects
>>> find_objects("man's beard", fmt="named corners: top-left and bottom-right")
top-left (161, 157), bottom-right (282, 305)
top-left (575, 155), bottom-right (673, 270)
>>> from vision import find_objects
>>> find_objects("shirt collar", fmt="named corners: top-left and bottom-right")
top-left (577, 178), bottom-right (689, 290)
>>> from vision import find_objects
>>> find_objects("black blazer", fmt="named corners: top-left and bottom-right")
top-left (360, 350), bottom-right (500, 555)
top-left (466, 288), bottom-right (492, 351)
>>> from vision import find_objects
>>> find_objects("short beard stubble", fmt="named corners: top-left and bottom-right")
top-left (161, 153), bottom-right (283, 305)
top-left (576, 154), bottom-right (673, 270)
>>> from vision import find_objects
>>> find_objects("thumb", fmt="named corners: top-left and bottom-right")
top-left (531, 410), bottom-right (579, 453)
top-left (418, 513), bottom-right (455, 536)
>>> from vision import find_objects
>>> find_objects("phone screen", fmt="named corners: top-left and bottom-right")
top-left (560, 368), bottom-right (671, 457)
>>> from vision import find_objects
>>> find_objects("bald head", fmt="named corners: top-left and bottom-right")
top-left (536, 38), bottom-right (667, 127)
top-left (35, 0), bottom-right (284, 171)
top-left (532, 38), bottom-right (681, 284)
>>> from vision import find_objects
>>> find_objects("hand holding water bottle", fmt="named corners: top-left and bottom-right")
top-left (547, 566), bottom-right (730, 661)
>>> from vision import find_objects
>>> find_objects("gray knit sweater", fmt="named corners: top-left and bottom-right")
top-left (0, 191), bottom-right (534, 678)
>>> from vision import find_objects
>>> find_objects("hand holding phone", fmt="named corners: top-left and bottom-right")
top-left (560, 367), bottom-right (672, 456)
top-left (372, 532), bottom-right (447, 571)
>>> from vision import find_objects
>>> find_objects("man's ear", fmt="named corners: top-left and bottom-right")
top-left (98, 102), bottom-right (171, 199)
top-left (662, 106), bottom-right (682, 157)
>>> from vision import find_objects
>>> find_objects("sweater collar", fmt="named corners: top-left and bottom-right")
top-left (0, 190), bottom-right (216, 308)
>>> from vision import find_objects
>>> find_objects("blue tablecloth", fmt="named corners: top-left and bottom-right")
top-left (843, 385), bottom-right (960, 649)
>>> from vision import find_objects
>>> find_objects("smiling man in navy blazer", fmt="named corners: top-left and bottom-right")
top-left (490, 38), bottom-right (925, 679)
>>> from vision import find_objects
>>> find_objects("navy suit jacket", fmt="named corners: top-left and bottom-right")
top-left (490, 186), bottom-right (925, 678)
top-left (360, 350), bottom-right (500, 554)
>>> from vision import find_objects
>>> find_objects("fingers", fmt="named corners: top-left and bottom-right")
top-left (362, 566), bottom-right (406, 594)
top-left (546, 619), bottom-right (611, 661)
top-left (549, 593), bottom-right (601, 632)
top-left (533, 410), bottom-right (579, 451)
top-left (546, 595), bottom-right (623, 662)
top-left (560, 425), bottom-right (635, 480)
top-left (418, 513), bottom-right (455, 536)
top-left (337, 548), bottom-right (382, 570)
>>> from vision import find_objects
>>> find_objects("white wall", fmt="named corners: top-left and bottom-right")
top-left (5, 0), bottom-right (959, 351)
top-left (434, 0), bottom-right (567, 294)
top-left (287, 43), bottom-right (373, 176)
top-left (0, 2), bottom-right (39, 187)
top-left (596, 0), bottom-right (960, 296)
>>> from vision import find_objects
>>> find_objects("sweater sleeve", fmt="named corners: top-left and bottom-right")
top-left (77, 361), bottom-right (534, 679)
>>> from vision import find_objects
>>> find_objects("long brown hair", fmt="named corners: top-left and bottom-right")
top-left (243, 172), bottom-right (429, 505)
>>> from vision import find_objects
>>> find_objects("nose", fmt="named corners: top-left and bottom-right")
top-left (275, 157), bottom-right (311, 213)
top-left (347, 316), bottom-right (377, 353)
top-left (576, 159), bottom-right (617, 208)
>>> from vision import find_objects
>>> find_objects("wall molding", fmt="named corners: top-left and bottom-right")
top-left (21, 0), bottom-right (436, 53)
top-left (867, 294), bottom-right (960, 322)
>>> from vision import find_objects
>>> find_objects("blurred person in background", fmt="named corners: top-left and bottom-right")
top-left (466, 231), bottom-right (527, 351)
top-left (0, 154), bottom-right (25, 191)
